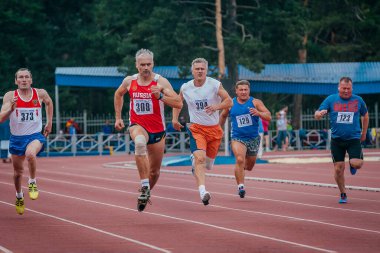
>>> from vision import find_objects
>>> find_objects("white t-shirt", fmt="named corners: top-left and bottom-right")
top-left (181, 77), bottom-right (221, 126)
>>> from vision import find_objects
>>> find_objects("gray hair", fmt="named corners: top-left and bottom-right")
top-left (15, 68), bottom-right (32, 79)
top-left (135, 49), bottom-right (154, 61)
top-left (191, 58), bottom-right (208, 71)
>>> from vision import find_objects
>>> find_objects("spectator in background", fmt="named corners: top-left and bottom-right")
top-left (102, 120), bottom-right (113, 134)
top-left (261, 118), bottom-right (271, 152)
top-left (275, 106), bottom-right (288, 151)
top-left (65, 118), bottom-right (80, 135)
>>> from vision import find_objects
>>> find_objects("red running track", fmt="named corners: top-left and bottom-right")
top-left (0, 150), bottom-right (379, 253)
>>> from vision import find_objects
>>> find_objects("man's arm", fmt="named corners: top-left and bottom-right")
top-left (114, 77), bottom-right (131, 131)
top-left (38, 89), bottom-right (54, 137)
top-left (172, 91), bottom-right (184, 131)
top-left (219, 108), bottom-right (230, 126)
top-left (361, 112), bottom-right (369, 142)
top-left (0, 91), bottom-right (16, 123)
top-left (153, 77), bottom-right (183, 109)
top-left (252, 99), bottom-right (272, 121)
top-left (205, 84), bottom-right (232, 115)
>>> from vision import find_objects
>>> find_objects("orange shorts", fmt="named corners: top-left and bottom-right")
top-left (186, 123), bottom-right (223, 159)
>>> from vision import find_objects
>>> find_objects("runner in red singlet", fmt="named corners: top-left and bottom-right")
top-left (114, 49), bottom-right (182, 212)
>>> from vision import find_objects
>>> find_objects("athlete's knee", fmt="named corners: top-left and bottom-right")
top-left (134, 135), bottom-right (147, 155)
top-left (194, 155), bottom-right (206, 165)
top-left (350, 159), bottom-right (363, 169)
top-left (334, 163), bottom-right (344, 175)
top-left (25, 150), bottom-right (37, 162)
top-left (235, 155), bottom-right (245, 166)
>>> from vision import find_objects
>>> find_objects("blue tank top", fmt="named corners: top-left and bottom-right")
top-left (230, 97), bottom-right (259, 140)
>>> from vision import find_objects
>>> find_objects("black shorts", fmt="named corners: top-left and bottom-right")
top-left (330, 138), bottom-right (363, 163)
top-left (147, 131), bottom-right (166, 145)
top-left (129, 124), bottom-right (166, 145)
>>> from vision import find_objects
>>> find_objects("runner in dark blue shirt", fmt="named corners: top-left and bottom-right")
top-left (315, 77), bottom-right (369, 204)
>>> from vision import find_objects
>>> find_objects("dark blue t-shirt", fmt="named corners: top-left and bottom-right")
top-left (318, 94), bottom-right (367, 140)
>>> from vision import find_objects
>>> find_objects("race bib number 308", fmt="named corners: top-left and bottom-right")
top-left (133, 99), bottom-right (153, 115)
top-left (336, 112), bottom-right (354, 124)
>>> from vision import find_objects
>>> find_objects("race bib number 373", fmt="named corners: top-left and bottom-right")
top-left (17, 109), bottom-right (39, 123)
top-left (336, 112), bottom-right (354, 124)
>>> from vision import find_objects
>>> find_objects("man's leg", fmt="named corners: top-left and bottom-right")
top-left (25, 140), bottom-right (43, 200)
top-left (12, 155), bottom-right (25, 196)
top-left (333, 162), bottom-right (347, 203)
top-left (231, 141), bottom-right (248, 198)
top-left (147, 138), bottom-right (165, 190)
top-left (12, 155), bottom-right (25, 215)
top-left (129, 125), bottom-right (150, 212)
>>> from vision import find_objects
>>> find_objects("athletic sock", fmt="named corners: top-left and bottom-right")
top-left (28, 178), bottom-right (36, 184)
top-left (16, 192), bottom-right (23, 199)
top-left (238, 184), bottom-right (244, 190)
top-left (199, 185), bottom-right (206, 198)
top-left (141, 179), bottom-right (150, 189)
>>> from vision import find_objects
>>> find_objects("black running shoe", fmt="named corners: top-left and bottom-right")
top-left (137, 186), bottom-right (151, 212)
top-left (201, 192), bottom-right (211, 206)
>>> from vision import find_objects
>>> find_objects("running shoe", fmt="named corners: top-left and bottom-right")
top-left (28, 182), bottom-right (39, 200)
top-left (349, 165), bottom-right (357, 175)
top-left (238, 186), bottom-right (246, 198)
top-left (137, 186), bottom-right (151, 212)
top-left (190, 154), bottom-right (195, 176)
top-left (201, 191), bottom-right (211, 206)
top-left (339, 193), bottom-right (347, 204)
top-left (15, 197), bottom-right (25, 215)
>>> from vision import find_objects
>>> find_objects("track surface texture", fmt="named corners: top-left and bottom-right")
top-left (1, 149), bottom-right (379, 253)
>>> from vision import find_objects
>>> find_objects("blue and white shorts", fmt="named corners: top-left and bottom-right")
top-left (9, 132), bottom-right (46, 156)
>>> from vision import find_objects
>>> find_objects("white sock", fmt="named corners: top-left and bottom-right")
top-left (16, 192), bottom-right (23, 199)
top-left (28, 178), bottom-right (36, 184)
top-left (198, 185), bottom-right (206, 198)
top-left (238, 184), bottom-right (244, 190)
top-left (141, 179), bottom-right (150, 189)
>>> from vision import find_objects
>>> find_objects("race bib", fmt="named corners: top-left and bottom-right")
top-left (133, 99), bottom-right (153, 115)
top-left (194, 99), bottom-right (208, 111)
top-left (236, 114), bottom-right (252, 127)
top-left (336, 112), bottom-right (354, 124)
top-left (16, 109), bottom-right (39, 123)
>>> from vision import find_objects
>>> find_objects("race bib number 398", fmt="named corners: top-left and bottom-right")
top-left (336, 112), bottom-right (354, 124)
top-left (133, 99), bottom-right (153, 115)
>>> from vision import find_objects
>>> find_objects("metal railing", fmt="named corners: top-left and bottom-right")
top-left (41, 128), bottom-right (380, 157)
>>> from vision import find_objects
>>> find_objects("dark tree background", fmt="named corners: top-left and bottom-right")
top-left (1, 0), bottom-right (379, 123)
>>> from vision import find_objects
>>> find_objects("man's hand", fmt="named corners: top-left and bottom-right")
top-left (172, 120), bottom-right (183, 131)
top-left (115, 119), bottom-right (125, 131)
top-left (151, 85), bottom-right (163, 99)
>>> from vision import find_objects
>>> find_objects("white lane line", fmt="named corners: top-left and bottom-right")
top-left (2, 180), bottom-right (379, 235)
top-left (24, 169), bottom-right (380, 205)
top-left (0, 192), bottom-right (335, 253)
top-left (0, 201), bottom-right (171, 253)
top-left (3, 170), bottom-right (379, 215)
top-left (103, 162), bottom-right (380, 192)
top-left (0, 246), bottom-right (13, 253)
